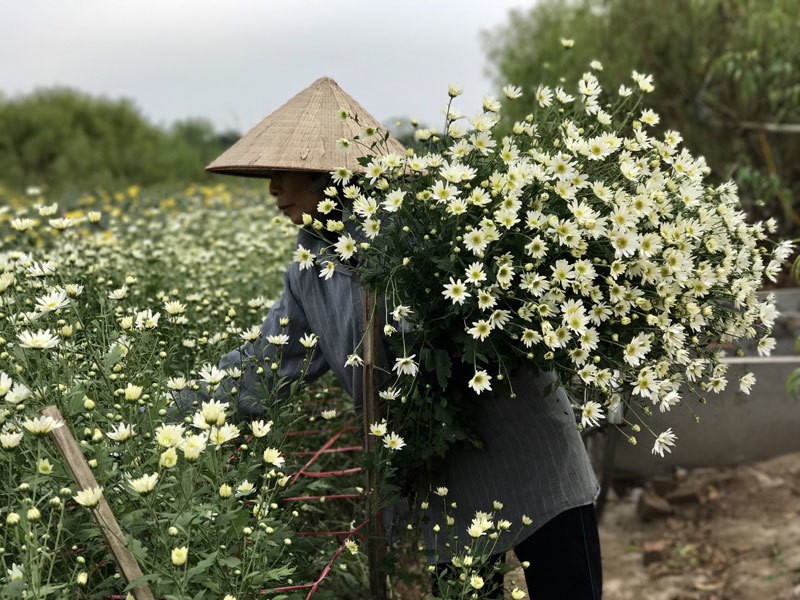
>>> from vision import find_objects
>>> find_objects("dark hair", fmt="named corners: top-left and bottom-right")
top-left (307, 173), bottom-right (332, 194)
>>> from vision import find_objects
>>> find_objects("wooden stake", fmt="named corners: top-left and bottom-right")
top-left (361, 289), bottom-right (388, 600)
top-left (41, 405), bottom-right (155, 600)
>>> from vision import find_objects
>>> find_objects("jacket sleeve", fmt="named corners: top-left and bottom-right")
top-left (213, 265), bottom-right (330, 417)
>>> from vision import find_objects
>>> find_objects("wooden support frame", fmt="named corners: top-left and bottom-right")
top-left (361, 289), bottom-right (388, 600)
top-left (41, 405), bottom-right (155, 600)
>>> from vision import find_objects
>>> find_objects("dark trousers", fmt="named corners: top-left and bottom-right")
top-left (514, 503), bottom-right (602, 598)
top-left (433, 503), bottom-right (602, 598)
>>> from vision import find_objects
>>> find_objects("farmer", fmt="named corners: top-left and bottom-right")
top-left (201, 77), bottom-right (602, 598)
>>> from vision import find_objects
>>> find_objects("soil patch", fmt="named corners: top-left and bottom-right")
top-left (596, 451), bottom-right (800, 599)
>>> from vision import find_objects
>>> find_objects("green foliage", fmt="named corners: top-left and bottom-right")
top-left (483, 0), bottom-right (800, 243)
top-left (0, 88), bottom-right (236, 193)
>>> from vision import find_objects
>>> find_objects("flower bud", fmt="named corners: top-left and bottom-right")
top-left (171, 546), bottom-right (188, 566)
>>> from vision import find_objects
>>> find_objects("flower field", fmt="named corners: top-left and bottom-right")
top-left (0, 186), bottom-right (368, 598)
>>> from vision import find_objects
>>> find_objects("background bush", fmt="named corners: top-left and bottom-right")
top-left (0, 88), bottom-right (238, 194)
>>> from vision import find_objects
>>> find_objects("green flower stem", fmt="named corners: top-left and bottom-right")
top-left (44, 500), bottom-right (67, 588)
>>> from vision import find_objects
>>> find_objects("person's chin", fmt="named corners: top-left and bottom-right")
top-left (287, 211), bottom-right (304, 225)
top-left (277, 206), bottom-right (297, 223)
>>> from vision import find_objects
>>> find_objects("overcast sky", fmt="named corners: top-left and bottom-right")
top-left (2, 0), bottom-right (540, 135)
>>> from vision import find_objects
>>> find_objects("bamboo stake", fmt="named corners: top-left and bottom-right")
top-left (41, 405), bottom-right (155, 600)
top-left (361, 289), bottom-right (388, 600)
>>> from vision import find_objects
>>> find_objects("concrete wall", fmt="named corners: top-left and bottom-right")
top-left (611, 356), bottom-right (800, 477)
top-left (609, 288), bottom-right (800, 477)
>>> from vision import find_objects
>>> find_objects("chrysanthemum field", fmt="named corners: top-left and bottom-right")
top-left (0, 186), bottom-right (368, 599)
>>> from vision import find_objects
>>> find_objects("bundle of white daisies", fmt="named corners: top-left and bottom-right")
top-left (307, 66), bottom-right (792, 462)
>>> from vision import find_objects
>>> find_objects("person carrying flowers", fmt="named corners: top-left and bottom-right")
top-left (197, 76), bottom-right (603, 599)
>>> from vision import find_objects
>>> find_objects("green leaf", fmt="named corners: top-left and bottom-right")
top-left (792, 255), bottom-right (800, 282)
top-left (786, 368), bottom-right (800, 400)
top-left (263, 564), bottom-right (295, 582)
top-left (33, 582), bottom-right (69, 595)
top-left (433, 255), bottom-right (453, 270)
top-left (124, 572), bottom-right (161, 592)
top-left (185, 550), bottom-right (218, 581)
top-left (125, 534), bottom-right (149, 563)
top-left (216, 555), bottom-right (242, 569)
top-left (103, 342), bottom-right (124, 370)
top-left (433, 349), bottom-right (452, 390)
top-left (62, 384), bottom-right (87, 414)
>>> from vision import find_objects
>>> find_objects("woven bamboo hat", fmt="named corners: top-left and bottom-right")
top-left (206, 77), bottom-right (406, 178)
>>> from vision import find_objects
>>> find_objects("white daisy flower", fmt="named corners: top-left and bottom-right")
top-left (580, 401), bottom-right (605, 428)
top-left (18, 329), bottom-right (60, 349)
top-left (502, 84), bottom-right (523, 99)
top-left (441, 278), bottom-right (470, 305)
top-left (73, 487), bottom-right (103, 508)
top-left (383, 432), bottom-right (406, 450)
top-left (651, 428), bottom-right (677, 457)
top-left (293, 245), bottom-right (316, 270)
top-left (468, 370), bottom-right (493, 394)
top-left (392, 355), bottom-right (418, 376)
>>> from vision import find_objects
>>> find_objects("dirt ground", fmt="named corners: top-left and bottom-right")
top-left (505, 451), bottom-right (800, 599)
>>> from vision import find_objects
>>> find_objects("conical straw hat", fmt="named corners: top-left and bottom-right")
top-left (206, 77), bottom-right (406, 177)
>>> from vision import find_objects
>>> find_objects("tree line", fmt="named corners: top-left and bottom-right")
top-left (0, 87), bottom-right (239, 194)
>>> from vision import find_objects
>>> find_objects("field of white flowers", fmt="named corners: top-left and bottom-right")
top-left (0, 185), bottom-right (369, 599)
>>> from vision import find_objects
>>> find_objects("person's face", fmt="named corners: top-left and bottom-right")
top-left (268, 171), bottom-right (321, 225)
